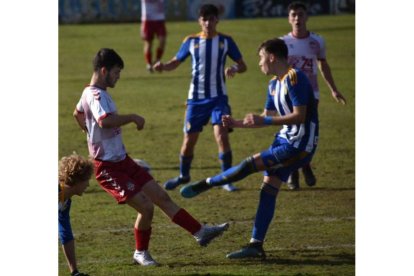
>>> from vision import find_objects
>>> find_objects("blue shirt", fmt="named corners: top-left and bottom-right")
top-left (265, 68), bottom-right (319, 153)
top-left (175, 32), bottom-right (242, 102)
top-left (58, 184), bottom-right (74, 244)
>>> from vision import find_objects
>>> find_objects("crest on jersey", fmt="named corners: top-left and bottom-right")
top-left (220, 42), bottom-right (224, 49)
top-left (194, 43), bottom-right (199, 49)
top-left (93, 91), bottom-right (101, 101)
top-left (309, 41), bottom-right (318, 50)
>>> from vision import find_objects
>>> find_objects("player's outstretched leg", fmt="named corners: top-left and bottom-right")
top-left (226, 242), bottom-right (266, 259)
top-left (181, 157), bottom-right (258, 198)
top-left (194, 223), bottom-right (230, 247)
top-left (180, 179), bottom-right (211, 198)
top-left (219, 151), bottom-right (238, 192)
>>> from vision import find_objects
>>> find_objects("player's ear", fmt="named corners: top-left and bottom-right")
top-left (269, 53), bottom-right (276, 63)
top-left (100, 67), bottom-right (107, 75)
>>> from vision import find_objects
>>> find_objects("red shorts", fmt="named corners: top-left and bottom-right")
top-left (94, 155), bottom-right (153, 204)
top-left (141, 20), bottom-right (167, 41)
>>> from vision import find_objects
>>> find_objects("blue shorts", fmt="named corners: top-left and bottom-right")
top-left (260, 136), bottom-right (316, 182)
top-left (184, 96), bottom-right (231, 133)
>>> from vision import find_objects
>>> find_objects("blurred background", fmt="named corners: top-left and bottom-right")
top-left (59, 0), bottom-right (355, 24)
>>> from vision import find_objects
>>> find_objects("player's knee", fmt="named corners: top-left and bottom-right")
top-left (154, 189), bottom-right (174, 208)
top-left (260, 182), bottom-right (279, 196)
top-left (140, 200), bottom-right (155, 218)
top-left (240, 156), bottom-right (258, 174)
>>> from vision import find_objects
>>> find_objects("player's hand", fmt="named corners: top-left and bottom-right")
top-left (133, 115), bottom-right (145, 130)
top-left (222, 115), bottom-right (235, 128)
top-left (225, 66), bottom-right (237, 79)
top-left (243, 113), bottom-right (263, 126)
top-left (153, 61), bottom-right (163, 72)
top-left (332, 90), bottom-right (346, 105)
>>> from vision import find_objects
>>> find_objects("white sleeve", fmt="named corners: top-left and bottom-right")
top-left (75, 97), bottom-right (84, 112)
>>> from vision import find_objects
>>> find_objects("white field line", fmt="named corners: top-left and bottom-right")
top-left (76, 216), bottom-right (355, 235)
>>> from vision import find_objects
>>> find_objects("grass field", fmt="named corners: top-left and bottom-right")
top-left (59, 14), bottom-right (355, 275)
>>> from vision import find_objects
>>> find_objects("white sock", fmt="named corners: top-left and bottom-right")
top-left (249, 238), bottom-right (262, 244)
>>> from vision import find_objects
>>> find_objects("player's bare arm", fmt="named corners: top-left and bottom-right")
top-left (244, 105), bottom-right (307, 127)
top-left (153, 58), bottom-right (181, 72)
top-left (225, 59), bottom-right (247, 79)
top-left (222, 115), bottom-right (244, 128)
top-left (99, 113), bottom-right (145, 130)
top-left (73, 109), bottom-right (88, 133)
top-left (318, 59), bottom-right (346, 105)
top-left (260, 109), bottom-right (277, 117)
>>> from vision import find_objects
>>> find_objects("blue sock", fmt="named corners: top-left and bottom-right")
top-left (251, 184), bottom-right (279, 242)
top-left (180, 155), bottom-right (193, 178)
top-left (208, 157), bottom-right (257, 186)
top-left (219, 151), bottom-right (232, 172)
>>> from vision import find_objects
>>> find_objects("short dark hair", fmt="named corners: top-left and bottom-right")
top-left (258, 38), bottom-right (288, 60)
top-left (288, 1), bottom-right (308, 12)
top-left (93, 48), bottom-right (124, 72)
top-left (199, 4), bottom-right (219, 18)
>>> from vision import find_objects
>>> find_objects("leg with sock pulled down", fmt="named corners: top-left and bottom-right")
top-left (180, 154), bottom-right (266, 198)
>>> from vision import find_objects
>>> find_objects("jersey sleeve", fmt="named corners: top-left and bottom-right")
top-left (175, 36), bottom-right (192, 62)
top-left (288, 71), bottom-right (312, 106)
top-left (264, 81), bottom-right (276, 110)
top-left (226, 36), bottom-right (242, 62)
top-left (75, 97), bottom-right (84, 113)
top-left (89, 91), bottom-right (113, 123)
top-left (317, 35), bottom-right (326, 60)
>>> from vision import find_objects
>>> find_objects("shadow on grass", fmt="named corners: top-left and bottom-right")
top-left (160, 251), bottom-right (354, 268)
top-left (215, 250), bottom-right (355, 267)
top-left (151, 166), bottom-right (222, 171)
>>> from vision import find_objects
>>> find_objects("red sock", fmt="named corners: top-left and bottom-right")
top-left (172, 208), bottom-right (202, 235)
top-left (156, 47), bottom-right (164, 61)
top-left (145, 51), bottom-right (152, 65)
top-left (134, 227), bottom-right (152, 251)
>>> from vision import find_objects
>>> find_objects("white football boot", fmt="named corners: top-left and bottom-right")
top-left (194, 223), bottom-right (229, 246)
top-left (133, 250), bottom-right (159, 266)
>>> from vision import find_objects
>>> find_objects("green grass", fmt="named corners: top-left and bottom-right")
top-left (59, 15), bottom-right (355, 275)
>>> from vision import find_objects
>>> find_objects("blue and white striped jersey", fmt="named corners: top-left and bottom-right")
top-left (175, 32), bottom-right (242, 101)
top-left (265, 68), bottom-right (319, 153)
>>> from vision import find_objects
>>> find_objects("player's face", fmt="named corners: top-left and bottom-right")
top-left (258, 49), bottom-right (272, 75)
top-left (199, 15), bottom-right (218, 37)
top-left (105, 65), bottom-right (122, 88)
top-left (74, 180), bottom-right (89, 196)
top-left (288, 8), bottom-right (308, 30)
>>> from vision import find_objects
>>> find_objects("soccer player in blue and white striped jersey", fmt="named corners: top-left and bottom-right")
top-left (154, 4), bottom-right (247, 192)
top-left (180, 38), bottom-right (319, 259)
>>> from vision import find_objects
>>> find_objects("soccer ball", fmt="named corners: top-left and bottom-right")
top-left (133, 159), bottom-right (151, 172)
